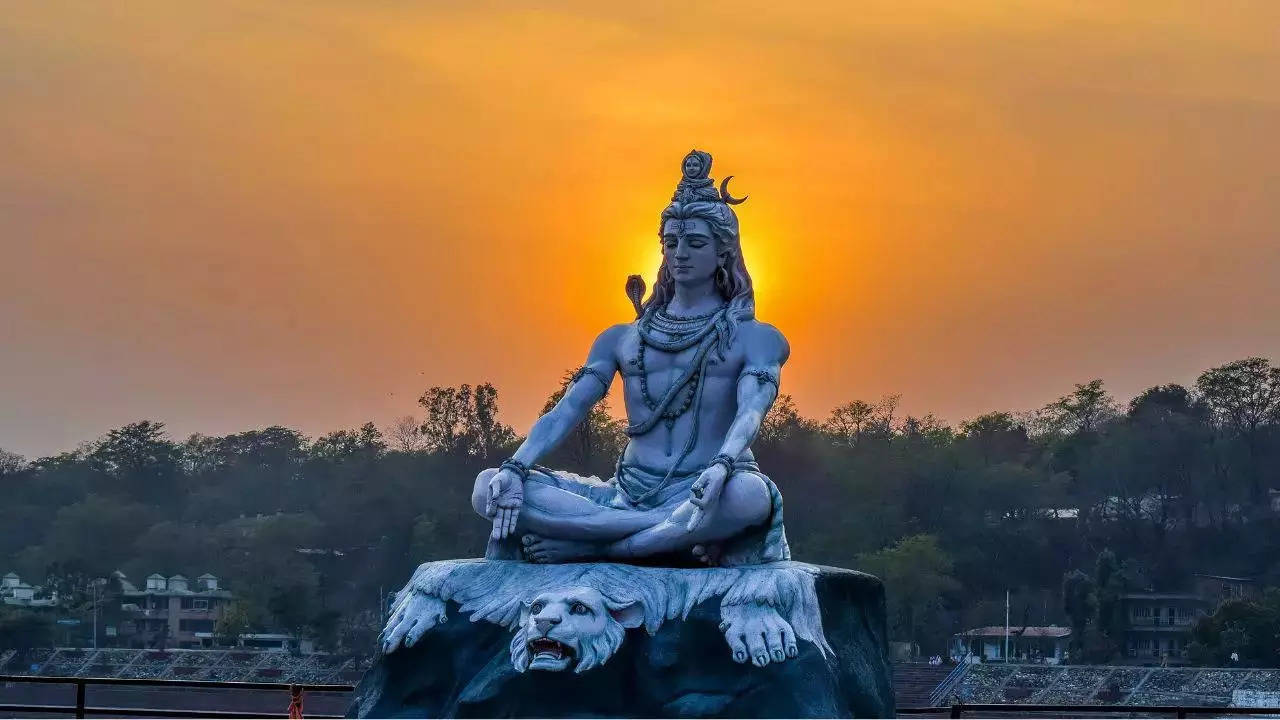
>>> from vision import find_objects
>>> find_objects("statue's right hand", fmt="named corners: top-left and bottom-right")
top-left (485, 468), bottom-right (524, 540)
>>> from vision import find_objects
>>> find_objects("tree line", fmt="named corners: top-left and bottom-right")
top-left (1, 358), bottom-right (1279, 661)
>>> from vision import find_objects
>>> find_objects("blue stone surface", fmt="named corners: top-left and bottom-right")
top-left (349, 565), bottom-right (894, 718)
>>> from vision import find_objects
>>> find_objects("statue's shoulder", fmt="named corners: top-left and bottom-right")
top-left (601, 322), bottom-right (635, 340)
top-left (736, 318), bottom-right (790, 364)
top-left (590, 322), bottom-right (634, 352)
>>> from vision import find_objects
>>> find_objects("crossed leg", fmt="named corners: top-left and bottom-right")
top-left (471, 468), bottom-right (666, 542)
top-left (521, 470), bottom-right (772, 563)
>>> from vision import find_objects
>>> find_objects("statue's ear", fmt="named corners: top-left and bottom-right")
top-left (607, 599), bottom-right (644, 629)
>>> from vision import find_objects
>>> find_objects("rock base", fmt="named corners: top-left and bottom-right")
top-left (349, 564), bottom-right (894, 718)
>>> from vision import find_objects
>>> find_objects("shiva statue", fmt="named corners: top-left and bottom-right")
top-left (472, 150), bottom-right (790, 567)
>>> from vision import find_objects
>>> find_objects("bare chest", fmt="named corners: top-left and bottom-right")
top-left (615, 327), bottom-right (745, 380)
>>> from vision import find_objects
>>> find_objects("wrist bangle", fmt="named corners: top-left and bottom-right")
top-left (710, 453), bottom-right (736, 475)
top-left (500, 458), bottom-right (530, 480)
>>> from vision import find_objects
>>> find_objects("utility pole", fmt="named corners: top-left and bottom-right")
top-left (92, 579), bottom-right (103, 651)
top-left (1004, 590), bottom-right (1010, 663)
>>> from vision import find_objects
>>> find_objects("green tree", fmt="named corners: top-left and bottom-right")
top-left (1038, 380), bottom-right (1117, 437)
top-left (536, 370), bottom-right (625, 477)
top-left (1195, 358), bottom-right (1280, 505)
top-left (858, 534), bottom-right (959, 652)
top-left (0, 606), bottom-right (54, 648)
top-left (89, 421), bottom-right (181, 505)
top-left (0, 448), bottom-right (27, 476)
top-left (210, 514), bottom-right (323, 632)
top-left (959, 412), bottom-right (1029, 466)
top-left (1092, 549), bottom-right (1126, 660)
top-left (1062, 569), bottom-right (1095, 660)
top-left (215, 601), bottom-right (252, 646)
top-left (757, 394), bottom-right (809, 446)
top-left (418, 383), bottom-right (516, 459)
top-left (823, 400), bottom-right (876, 446)
top-left (1187, 589), bottom-right (1280, 666)
top-left (42, 494), bottom-right (154, 574)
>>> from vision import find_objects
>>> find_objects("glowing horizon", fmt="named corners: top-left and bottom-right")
top-left (2, 1), bottom-right (1279, 457)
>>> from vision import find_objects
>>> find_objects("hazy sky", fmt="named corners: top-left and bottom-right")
top-left (2, 1), bottom-right (1278, 458)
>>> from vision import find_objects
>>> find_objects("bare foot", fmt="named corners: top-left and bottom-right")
top-left (692, 543), bottom-right (722, 566)
top-left (667, 500), bottom-right (697, 525)
top-left (521, 534), bottom-right (599, 563)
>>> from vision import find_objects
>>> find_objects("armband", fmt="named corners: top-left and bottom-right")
top-left (742, 368), bottom-right (779, 390)
top-left (571, 365), bottom-right (612, 391)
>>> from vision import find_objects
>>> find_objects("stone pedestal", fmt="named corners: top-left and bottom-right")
top-left (349, 564), bottom-right (894, 718)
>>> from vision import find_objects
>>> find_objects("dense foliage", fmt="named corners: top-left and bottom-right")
top-left (1187, 589), bottom-right (1280, 666)
top-left (2, 359), bottom-right (1279, 658)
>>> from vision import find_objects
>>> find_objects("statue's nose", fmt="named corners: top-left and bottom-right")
top-left (534, 616), bottom-right (561, 635)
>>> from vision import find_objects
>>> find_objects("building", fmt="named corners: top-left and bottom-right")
top-left (1191, 574), bottom-right (1259, 603)
top-left (196, 632), bottom-right (316, 654)
top-left (1, 572), bottom-right (57, 608)
top-left (119, 572), bottom-right (233, 649)
top-left (1121, 574), bottom-right (1259, 664)
top-left (951, 626), bottom-right (1072, 664)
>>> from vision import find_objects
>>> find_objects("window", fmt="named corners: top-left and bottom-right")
top-left (178, 619), bottom-right (215, 633)
top-left (193, 599), bottom-right (208, 610)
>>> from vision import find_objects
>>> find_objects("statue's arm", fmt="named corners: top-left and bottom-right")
top-left (684, 324), bottom-right (788, 528)
top-left (718, 323), bottom-right (789, 459)
top-left (508, 324), bottom-right (624, 467)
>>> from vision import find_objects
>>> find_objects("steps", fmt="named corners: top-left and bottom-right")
top-left (894, 662), bottom-right (955, 708)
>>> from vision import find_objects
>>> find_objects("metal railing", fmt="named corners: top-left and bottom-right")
top-left (928, 656), bottom-right (972, 707)
top-left (11, 674), bottom-right (1278, 719)
top-left (0, 673), bottom-right (355, 718)
top-left (898, 704), bottom-right (1280, 718)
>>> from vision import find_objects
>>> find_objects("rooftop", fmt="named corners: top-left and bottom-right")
top-left (955, 626), bottom-right (1072, 638)
top-left (1193, 573), bottom-right (1256, 583)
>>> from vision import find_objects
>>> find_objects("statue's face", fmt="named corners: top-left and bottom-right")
top-left (683, 155), bottom-right (702, 178)
top-left (662, 218), bottom-right (718, 284)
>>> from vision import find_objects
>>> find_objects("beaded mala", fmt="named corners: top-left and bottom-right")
top-left (621, 302), bottom-right (735, 505)
top-left (635, 307), bottom-right (719, 428)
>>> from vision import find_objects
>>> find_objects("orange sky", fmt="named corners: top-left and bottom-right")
top-left (2, 1), bottom-right (1279, 457)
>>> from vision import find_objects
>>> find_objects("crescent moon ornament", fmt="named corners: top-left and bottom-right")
top-left (719, 176), bottom-right (748, 205)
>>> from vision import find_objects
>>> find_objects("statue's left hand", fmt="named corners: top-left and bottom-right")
top-left (485, 468), bottom-right (524, 540)
top-left (686, 463), bottom-right (729, 532)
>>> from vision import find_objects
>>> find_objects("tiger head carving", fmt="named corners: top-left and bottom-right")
top-left (509, 586), bottom-right (645, 673)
